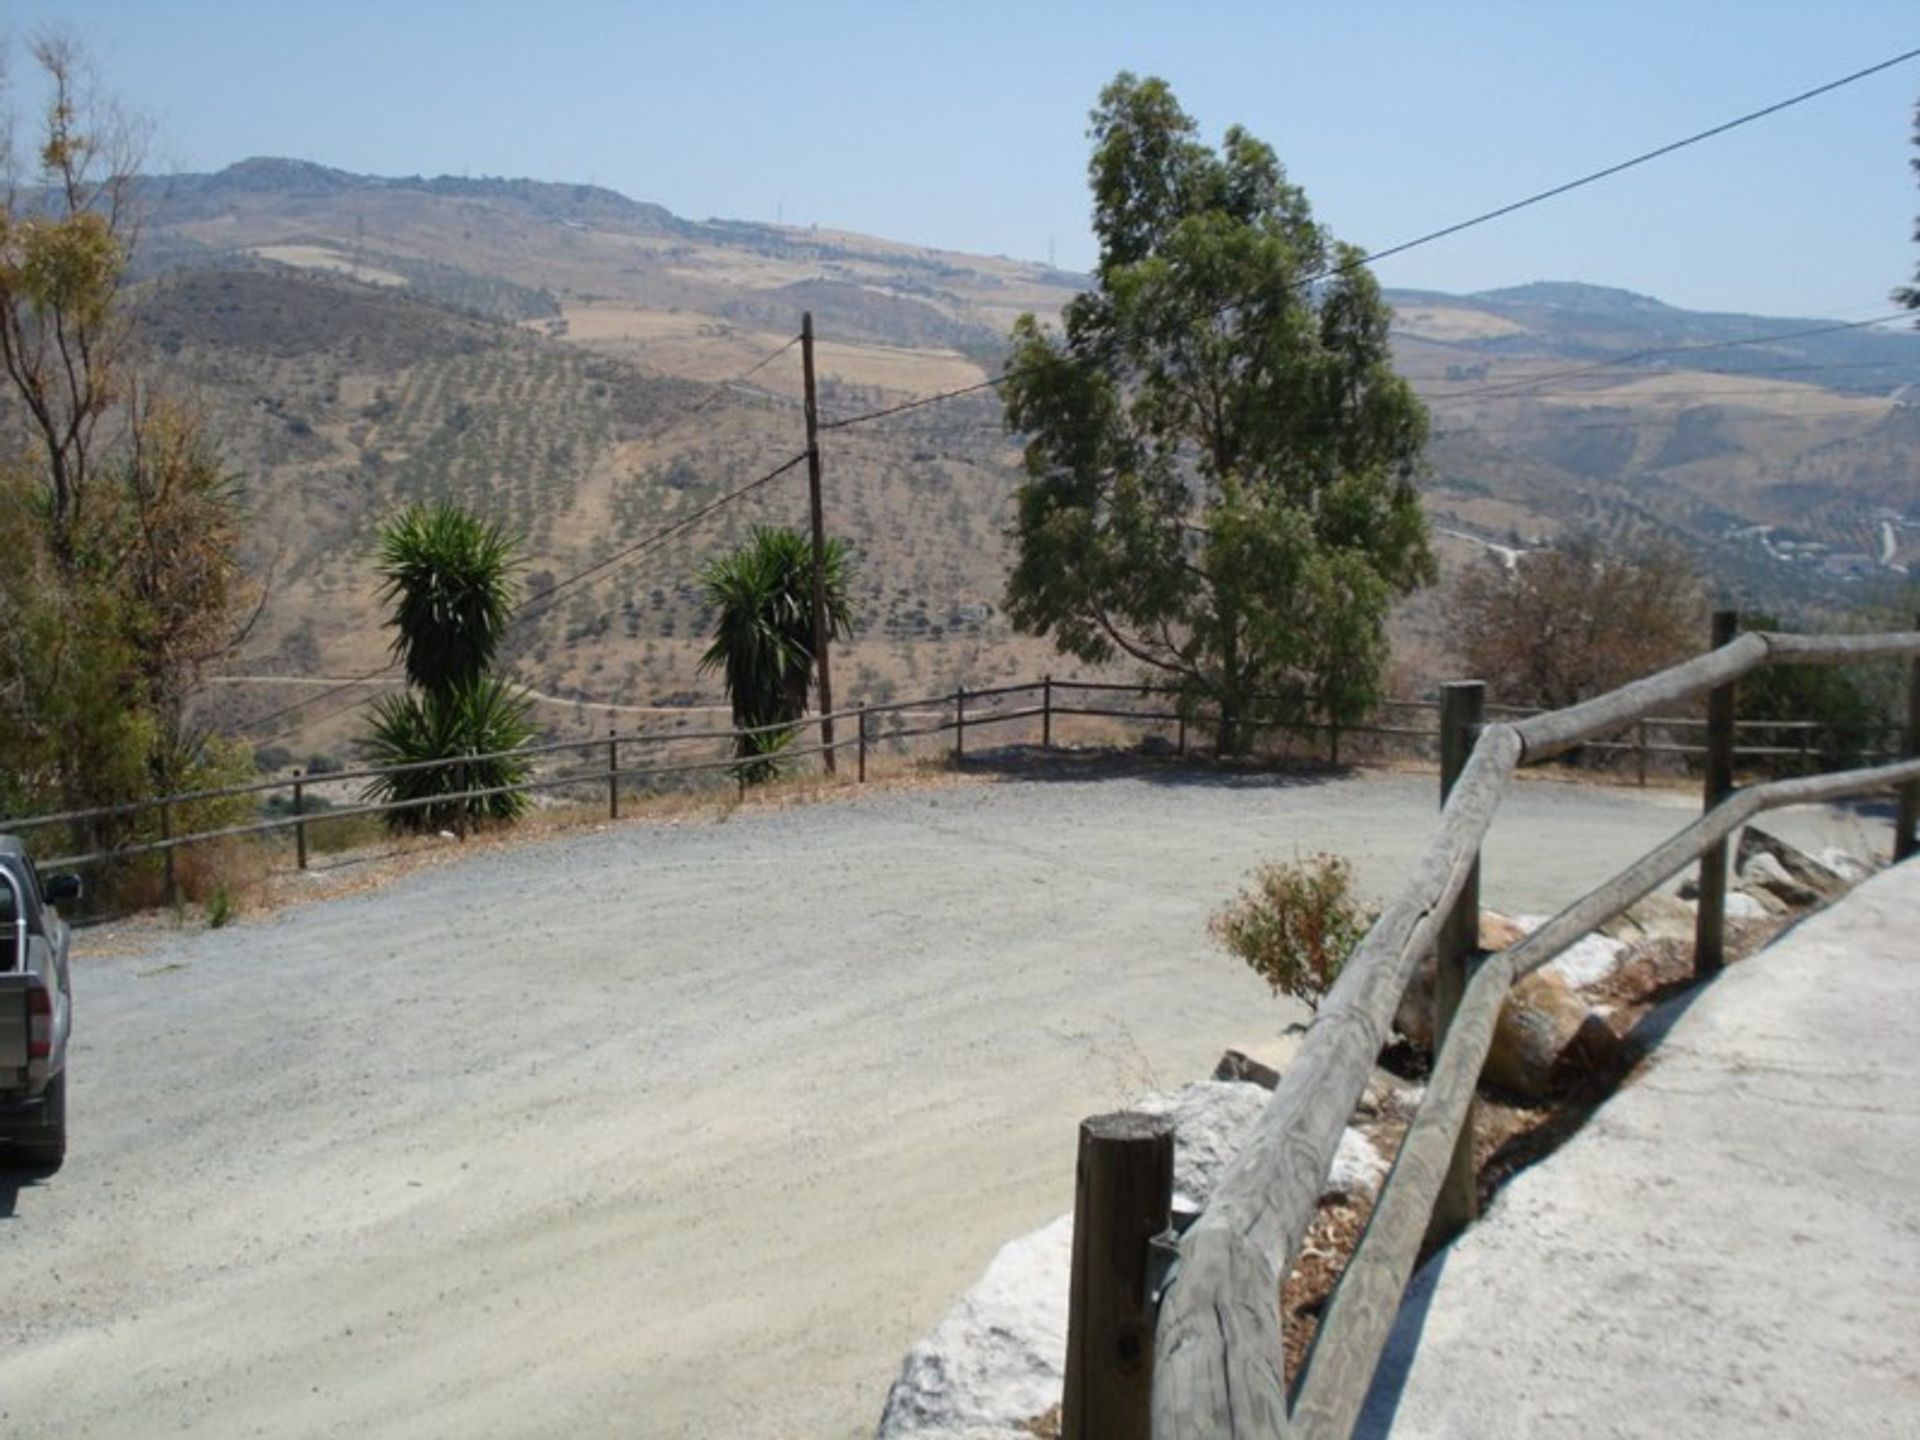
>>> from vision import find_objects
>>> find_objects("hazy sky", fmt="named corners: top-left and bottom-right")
top-left (16, 2), bottom-right (1920, 319)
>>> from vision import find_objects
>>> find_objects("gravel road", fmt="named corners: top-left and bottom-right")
top-left (0, 759), bottom-right (1889, 1439)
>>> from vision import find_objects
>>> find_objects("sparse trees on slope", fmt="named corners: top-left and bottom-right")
top-left (1452, 538), bottom-right (1705, 710)
top-left (361, 504), bottom-right (534, 831)
top-left (1001, 73), bottom-right (1434, 753)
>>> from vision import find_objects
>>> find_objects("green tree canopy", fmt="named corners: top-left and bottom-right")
top-left (1001, 73), bottom-right (1434, 752)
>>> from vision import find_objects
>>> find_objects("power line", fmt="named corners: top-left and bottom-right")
top-left (820, 374), bottom-right (1007, 431)
top-left (242, 333), bottom-right (806, 739)
top-left (512, 449), bottom-right (809, 626)
top-left (819, 48), bottom-right (1920, 437)
top-left (1336, 46), bottom-right (1920, 281)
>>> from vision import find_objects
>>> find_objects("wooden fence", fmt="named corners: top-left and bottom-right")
top-left (1053, 618), bottom-right (1920, 1440)
top-left (2, 670), bottom-right (1898, 885)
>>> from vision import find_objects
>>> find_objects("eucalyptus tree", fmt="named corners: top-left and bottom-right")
top-left (1002, 73), bottom-right (1433, 753)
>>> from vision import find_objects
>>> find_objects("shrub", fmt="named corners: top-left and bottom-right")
top-left (1209, 854), bottom-right (1371, 1014)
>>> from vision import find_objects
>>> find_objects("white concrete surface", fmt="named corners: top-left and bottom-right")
top-left (1361, 860), bottom-right (1920, 1440)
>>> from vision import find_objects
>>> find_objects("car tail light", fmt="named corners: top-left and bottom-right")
top-left (26, 981), bottom-right (52, 1059)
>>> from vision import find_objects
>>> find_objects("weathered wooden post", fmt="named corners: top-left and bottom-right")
top-left (1062, 1111), bottom-right (1174, 1440)
top-left (1329, 718), bottom-right (1342, 768)
top-left (856, 706), bottom-right (869, 784)
top-left (1176, 710), bottom-right (1186, 757)
top-left (1897, 612), bottom-right (1919, 863)
top-left (1636, 720), bottom-right (1649, 788)
top-left (292, 770), bottom-right (309, 871)
top-left (607, 725), bottom-right (620, 820)
top-left (1430, 680), bottom-right (1484, 1243)
top-left (159, 799), bottom-right (180, 909)
top-left (1694, 609), bottom-right (1739, 975)
top-left (453, 759), bottom-right (469, 841)
top-left (954, 686), bottom-right (966, 764)
top-left (1042, 675), bottom-right (1053, 750)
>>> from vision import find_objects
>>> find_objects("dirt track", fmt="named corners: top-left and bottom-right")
top-left (0, 760), bottom-right (1889, 1438)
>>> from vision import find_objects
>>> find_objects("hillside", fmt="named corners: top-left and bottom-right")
top-left (103, 160), bottom-right (1920, 755)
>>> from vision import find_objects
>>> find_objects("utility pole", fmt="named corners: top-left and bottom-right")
top-left (801, 312), bottom-right (837, 773)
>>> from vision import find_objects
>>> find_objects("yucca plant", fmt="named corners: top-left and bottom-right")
top-left (362, 504), bottom-right (534, 833)
top-left (698, 526), bottom-right (854, 784)
top-left (375, 504), bottom-right (520, 692)
top-left (361, 676), bottom-right (536, 831)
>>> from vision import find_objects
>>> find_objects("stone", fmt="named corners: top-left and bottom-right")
top-left (1738, 850), bottom-right (1821, 909)
top-left (1598, 891), bottom-right (1695, 944)
top-left (1736, 824), bottom-right (1847, 903)
top-left (1211, 1048), bottom-right (1281, 1089)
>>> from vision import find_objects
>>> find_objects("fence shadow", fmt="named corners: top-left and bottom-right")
top-left (1348, 1242), bottom-right (1455, 1438)
top-left (957, 743), bottom-right (1350, 792)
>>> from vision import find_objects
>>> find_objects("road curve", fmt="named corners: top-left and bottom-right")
top-left (0, 763), bottom-right (1888, 1439)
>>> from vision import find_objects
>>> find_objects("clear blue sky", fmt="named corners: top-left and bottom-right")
top-left (18, 1), bottom-right (1920, 319)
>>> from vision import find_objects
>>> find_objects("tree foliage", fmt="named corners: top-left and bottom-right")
top-left (360, 504), bottom-right (534, 831)
top-left (0, 36), bottom-right (252, 842)
top-left (1001, 74), bottom-right (1434, 752)
top-left (1452, 539), bottom-right (1705, 711)
top-left (698, 525), bottom-right (853, 782)
top-left (1898, 100), bottom-right (1918, 317)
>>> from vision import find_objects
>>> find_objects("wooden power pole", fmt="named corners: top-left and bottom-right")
top-left (800, 312), bottom-right (837, 773)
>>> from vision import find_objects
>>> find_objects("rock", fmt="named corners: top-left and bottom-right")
top-left (1818, 847), bottom-right (1876, 884)
top-left (875, 1216), bottom-right (1073, 1440)
top-left (877, 1085), bottom-right (1386, 1437)
top-left (1738, 850), bottom-right (1822, 909)
top-left (1731, 884), bottom-right (1787, 919)
top-left (1598, 891), bottom-right (1696, 944)
top-left (1736, 825), bottom-right (1847, 903)
top-left (1136, 733), bottom-right (1178, 758)
top-left (1484, 967), bottom-right (1624, 1098)
top-left (1211, 1048), bottom-right (1281, 1089)
top-left (1134, 1081), bottom-right (1272, 1208)
top-left (1395, 910), bottom-right (1625, 1097)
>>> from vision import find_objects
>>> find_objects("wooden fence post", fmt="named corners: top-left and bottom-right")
top-left (1043, 675), bottom-right (1053, 750)
top-left (292, 770), bottom-right (309, 871)
top-left (454, 759), bottom-right (469, 842)
top-left (858, 705), bottom-right (869, 784)
top-left (608, 726), bottom-right (620, 821)
top-left (1430, 680), bottom-right (1484, 1244)
top-left (954, 686), bottom-right (966, 764)
top-left (1897, 612), bottom-right (1919, 863)
top-left (1635, 720), bottom-right (1649, 788)
top-left (159, 799), bottom-right (179, 909)
top-left (1176, 710), bottom-right (1186, 757)
top-left (1694, 609), bottom-right (1739, 976)
top-left (1062, 1111), bottom-right (1173, 1440)
top-left (1329, 718), bottom-right (1342, 768)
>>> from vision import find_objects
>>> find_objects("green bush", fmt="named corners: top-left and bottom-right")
top-left (1209, 854), bottom-right (1371, 1014)
top-left (360, 676), bottom-right (535, 833)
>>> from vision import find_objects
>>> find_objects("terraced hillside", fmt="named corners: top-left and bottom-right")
top-left (102, 162), bottom-right (1920, 757)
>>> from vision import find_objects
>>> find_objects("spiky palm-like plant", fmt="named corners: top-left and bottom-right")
top-left (361, 505), bottom-right (534, 832)
top-left (375, 504), bottom-right (521, 692)
top-left (698, 526), bottom-right (853, 783)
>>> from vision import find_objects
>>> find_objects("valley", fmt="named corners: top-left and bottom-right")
top-left (116, 161), bottom-right (1920, 762)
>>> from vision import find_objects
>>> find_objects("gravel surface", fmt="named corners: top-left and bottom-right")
top-left (0, 759), bottom-right (1890, 1439)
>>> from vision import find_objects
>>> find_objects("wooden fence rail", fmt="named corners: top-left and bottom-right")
top-left (6, 652), bottom-right (1912, 882)
top-left (1145, 623), bottom-right (1920, 1440)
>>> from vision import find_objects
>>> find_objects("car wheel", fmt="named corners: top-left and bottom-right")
top-left (12, 1069), bottom-right (66, 1172)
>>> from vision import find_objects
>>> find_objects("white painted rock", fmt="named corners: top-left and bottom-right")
top-left (874, 1215), bottom-right (1073, 1440)
top-left (875, 1083), bottom-right (1388, 1437)
top-left (1514, 914), bottom-right (1630, 989)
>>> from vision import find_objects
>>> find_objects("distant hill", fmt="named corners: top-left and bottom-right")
top-left (90, 158), bottom-right (1920, 753)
